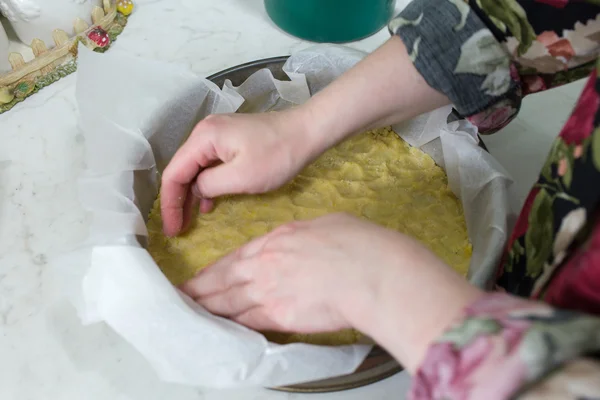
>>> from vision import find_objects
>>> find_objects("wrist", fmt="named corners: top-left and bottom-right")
top-left (277, 104), bottom-right (346, 161)
top-left (294, 94), bottom-right (360, 155)
top-left (341, 239), bottom-right (483, 373)
top-left (381, 268), bottom-right (482, 373)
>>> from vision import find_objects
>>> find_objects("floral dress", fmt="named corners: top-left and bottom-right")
top-left (389, 1), bottom-right (600, 398)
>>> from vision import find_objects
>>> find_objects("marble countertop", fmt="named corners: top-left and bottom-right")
top-left (0, 0), bottom-right (586, 399)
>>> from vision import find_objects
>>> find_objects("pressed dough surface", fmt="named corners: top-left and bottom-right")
top-left (147, 127), bottom-right (472, 346)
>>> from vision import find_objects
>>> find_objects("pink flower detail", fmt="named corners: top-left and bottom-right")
top-left (522, 75), bottom-right (547, 95)
top-left (467, 104), bottom-right (517, 134)
top-left (574, 145), bottom-right (583, 158)
top-left (537, 31), bottom-right (561, 47)
top-left (411, 296), bottom-right (532, 400)
top-left (557, 157), bottom-right (568, 176)
top-left (509, 64), bottom-right (520, 82)
top-left (466, 333), bottom-right (528, 400)
top-left (559, 71), bottom-right (598, 145)
top-left (536, 31), bottom-right (575, 60)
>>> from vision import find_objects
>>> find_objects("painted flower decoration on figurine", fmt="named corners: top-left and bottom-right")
top-left (87, 27), bottom-right (110, 48)
top-left (117, 0), bottom-right (134, 16)
top-left (13, 79), bottom-right (35, 98)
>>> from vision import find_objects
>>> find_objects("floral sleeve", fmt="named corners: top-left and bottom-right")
top-left (389, 0), bottom-right (600, 133)
top-left (410, 293), bottom-right (600, 400)
top-left (391, 1), bottom-right (600, 398)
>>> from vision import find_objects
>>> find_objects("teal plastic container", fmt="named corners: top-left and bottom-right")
top-left (264, 0), bottom-right (396, 43)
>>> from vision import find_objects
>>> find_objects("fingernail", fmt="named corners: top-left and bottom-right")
top-left (199, 198), bottom-right (213, 214)
top-left (191, 183), bottom-right (203, 199)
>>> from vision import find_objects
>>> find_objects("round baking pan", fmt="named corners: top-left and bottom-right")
top-left (207, 56), bottom-right (404, 393)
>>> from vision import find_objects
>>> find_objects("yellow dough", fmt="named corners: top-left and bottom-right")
top-left (147, 127), bottom-right (472, 346)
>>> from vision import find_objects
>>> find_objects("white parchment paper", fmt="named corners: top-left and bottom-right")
top-left (65, 44), bottom-right (513, 389)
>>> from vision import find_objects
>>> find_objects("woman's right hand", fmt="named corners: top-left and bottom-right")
top-left (160, 109), bottom-right (322, 237)
top-left (160, 36), bottom-right (451, 238)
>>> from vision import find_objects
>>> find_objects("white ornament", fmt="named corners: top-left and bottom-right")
top-left (0, 21), bottom-right (10, 73)
top-left (0, 0), bottom-right (102, 48)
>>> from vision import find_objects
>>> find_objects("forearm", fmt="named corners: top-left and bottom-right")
top-left (370, 263), bottom-right (481, 373)
top-left (340, 237), bottom-right (482, 373)
top-left (296, 36), bottom-right (450, 154)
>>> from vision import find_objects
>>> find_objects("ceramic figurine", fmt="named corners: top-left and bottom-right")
top-left (0, 0), bottom-right (133, 113)
top-left (0, 0), bottom-right (102, 48)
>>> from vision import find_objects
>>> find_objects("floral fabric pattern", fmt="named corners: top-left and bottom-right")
top-left (391, 0), bottom-right (600, 133)
top-left (389, 0), bottom-right (600, 398)
top-left (498, 68), bottom-right (600, 298)
top-left (410, 294), bottom-right (600, 400)
top-left (389, 0), bottom-right (520, 121)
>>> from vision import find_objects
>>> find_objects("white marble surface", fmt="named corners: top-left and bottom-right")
top-left (0, 0), bottom-right (587, 399)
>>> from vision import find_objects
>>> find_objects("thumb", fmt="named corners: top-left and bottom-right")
top-left (194, 160), bottom-right (248, 199)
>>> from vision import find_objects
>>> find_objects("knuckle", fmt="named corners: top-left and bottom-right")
top-left (229, 259), bottom-right (252, 281)
top-left (190, 116), bottom-right (225, 140)
top-left (215, 269), bottom-right (231, 291)
top-left (256, 249), bottom-right (282, 265)
top-left (273, 221), bottom-right (300, 235)
top-left (194, 175), bottom-right (209, 197)
top-left (259, 226), bottom-right (294, 252)
top-left (224, 292), bottom-right (239, 313)
top-left (282, 221), bottom-right (300, 232)
top-left (262, 223), bottom-right (306, 253)
top-left (261, 238), bottom-right (279, 254)
top-left (247, 281), bottom-right (268, 303)
top-left (161, 165), bottom-right (176, 184)
top-left (270, 303), bottom-right (294, 331)
top-left (255, 264), bottom-right (279, 289)
top-left (233, 247), bottom-right (245, 261)
top-left (199, 114), bottom-right (223, 128)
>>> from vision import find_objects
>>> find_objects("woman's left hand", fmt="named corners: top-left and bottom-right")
top-left (180, 212), bottom-right (481, 372)
top-left (180, 213), bottom-right (401, 334)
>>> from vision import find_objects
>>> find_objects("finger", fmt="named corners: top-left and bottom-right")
top-left (233, 306), bottom-right (281, 332)
top-left (191, 163), bottom-right (216, 214)
top-left (180, 226), bottom-right (280, 293)
top-left (180, 257), bottom-right (256, 299)
top-left (181, 186), bottom-right (199, 233)
top-left (194, 160), bottom-right (247, 199)
top-left (195, 284), bottom-right (259, 317)
top-left (180, 222), bottom-right (302, 298)
top-left (160, 131), bottom-right (219, 236)
top-left (199, 198), bottom-right (214, 214)
top-left (183, 229), bottom-right (276, 293)
top-left (160, 182), bottom-right (188, 237)
top-left (237, 222), bottom-right (304, 258)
